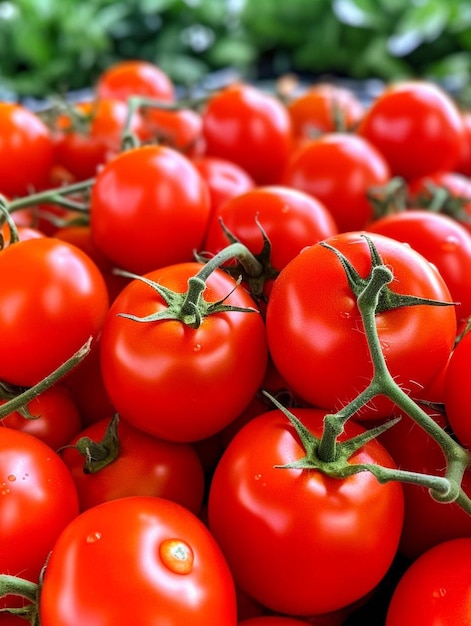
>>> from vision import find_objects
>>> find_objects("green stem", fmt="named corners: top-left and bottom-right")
top-left (0, 198), bottom-right (20, 244)
top-left (0, 337), bottom-right (93, 420)
top-left (7, 179), bottom-right (94, 214)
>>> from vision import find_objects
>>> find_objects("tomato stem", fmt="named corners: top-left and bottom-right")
top-left (6, 178), bottom-right (94, 214)
top-left (0, 197), bottom-right (20, 245)
top-left (0, 337), bottom-right (93, 420)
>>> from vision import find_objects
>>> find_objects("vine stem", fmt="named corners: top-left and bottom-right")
top-left (6, 178), bottom-right (94, 214)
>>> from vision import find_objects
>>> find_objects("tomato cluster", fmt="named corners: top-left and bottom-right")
top-left (1, 60), bottom-right (471, 625)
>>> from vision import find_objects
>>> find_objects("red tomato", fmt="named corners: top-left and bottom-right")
top-left (444, 329), bottom-right (471, 449)
top-left (60, 416), bottom-right (205, 514)
top-left (239, 618), bottom-right (312, 625)
top-left (0, 428), bottom-right (78, 610)
top-left (357, 80), bottom-right (465, 181)
top-left (203, 185), bottom-right (338, 298)
top-left (90, 144), bottom-right (211, 274)
top-left (265, 232), bottom-right (456, 416)
top-left (0, 384), bottom-right (82, 451)
top-left (95, 59), bottom-right (175, 103)
top-left (385, 538), bottom-right (471, 625)
top-left (282, 132), bottom-right (391, 232)
top-left (52, 98), bottom-right (147, 180)
top-left (202, 82), bottom-right (293, 185)
top-left (192, 155), bottom-right (255, 218)
top-left (208, 407), bottom-right (404, 616)
top-left (100, 262), bottom-right (268, 442)
top-left (377, 406), bottom-right (471, 559)
top-left (456, 110), bottom-right (471, 177)
top-left (144, 107), bottom-right (204, 157)
top-left (287, 82), bottom-right (364, 140)
top-left (0, 238), bottom-right (109, 387)
top-left (367, 209), bottom-right (471, 324)
top-left (39, 496), bottom-right (237, 625)
top-left (0, 102), bottom-right (54, 198)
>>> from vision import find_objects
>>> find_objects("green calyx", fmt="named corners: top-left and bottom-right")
top-left (73, 414), bottom-right (121, 474)
top-left (115, 242), bottom-right (263, 329)
top-left (320, 234), bottom-right (456, 314)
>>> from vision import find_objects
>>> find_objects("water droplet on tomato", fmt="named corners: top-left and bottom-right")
top-left (7, 474), bottom-right (16, 482)
top-left (254, 473), bottom-right (262, 481)
top-left (193, 343), bottom-right (201, 352)
top-left (159, 538), bottom-right (194, 575)
top-left (340, 311), bottom-right (351, 320)
top-left (86, 531), bottom-right (102, 543)
top-left (432, 587), bottom-right (447, 598)
top-left (1, 483), bottom-right (10, 495)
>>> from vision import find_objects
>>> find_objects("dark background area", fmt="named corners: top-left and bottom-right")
top-left (1, 0), bottom-right (471, 104)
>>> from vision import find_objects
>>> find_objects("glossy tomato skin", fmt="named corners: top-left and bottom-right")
top-left (208, 408), bottom-right (404, 616)
top-left (100, 262), bottom-right (268, 442)
top-left (39, 495), bottom-right (237, 625)
top-left (203, 185), bottom-right (338, 287)
top-left (0, 384), bottom-right (83, 451)
top-left (90, 144), bottom-right (211, 274)
top-left (202, 83), bottom-right (293, 185)
top-left (0, 428), bottom-right (79, 608)
top-left (385, 538), bottom-right (471, 626)
top-left (239, 618), bottom-right (312, 625)
top-left (282, 132), bottom-right (391, 232)
top-left (357, 80), bottom-right (465, 181)
top-left (0, 102), bottom-right (54, 198)
top-left (0, 238), bottom-right (109, 387)
top-left (60, 416), bottom-right (205, 514)
top-left (265, 232), bottom-right (457, 416)
top-left (444, 330), bottom-right (471, 449)
top-left (367, 209), bottom-right (471, 325)
top-left (95, 59), bottom-right (175, 103)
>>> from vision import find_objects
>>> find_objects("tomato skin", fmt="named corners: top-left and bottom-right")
top-left (90, 144), bottom-right (211, 274)
top-left (203, 185), bottom-right (338, 290)
top-left (208, 407), bottom-right (404, 616)
top-left (202, 83), bottom-right (293, 185)
top-left (282, 133), bottom-right (391, 232)
top-left (0, 428), bottom-right (79, 607)
top-left (385, 538), bottom-right (471, 626)
top-left (265, 232), bottom-right (456, 416)
top-left (0, 384), bottom-right (83, 451)
top-left (192, 155), bottom-right (255, 218)
top-left (52, 98), bottom-right (147, 180)
top-left (60, 417), bottom-right (205, 514)
top-left (367, 209), bottom-right (471, 324)
top-left (95, 59), bottom-right (175, 103)
top-left (444, 329), bottom-right (471, 449)
top-left (39, 496), bottom-right (237, 626)
top-left (357, 80), bottom-right (465, 181)
top-left (239, 618), bottom-right (312, 625)
top-left (145, 107), bottom-right (204, 157)
top-left (100, 262), bottom-right (268, 442)
top-left (0, 238), bottom-right (109, 387)
top-left (0, 103), bottom-right (54, 198)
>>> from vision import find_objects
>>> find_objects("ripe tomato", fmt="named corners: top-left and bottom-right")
top-left (52, 98), bottom-right (147, 180)
top-left (90, 144), bottom-right (211, 274)
top-left (367, 209), bottom-right (471, 324)
top-left (0, 384), bottom-right (83, 451)
top-left (0, 102), bottom-right (54, 198)
top-left (385, 538), bottom-right (471, 625)
top-left (192, 155), bottom-right (255, 218)
top-left (444, 329), bottom-right (471, 449)
top-left (203, 185), bottom-right (338, 297)
top-left (265, 232), bottom-right (456, 416)
top-left (39, 496), bottom-right (237, 625)
top-left (282, 132), bottom-right (391, 232)
top-left (376, 405), bottom-right (471, 559)
top-left (0, 428), bottom-right (78, 610)
top-left (95, 59), bottom-right (175, 104)
top-left (144, 107), bottom-right (204, 157)
top-left (202, 82), bottom-right (293, 185)
top-left (456, 110), bottom-right (471, 177)
top-left (239, 618), bottom-right (312, 625)
top-left (357, 80), bottom-right (465, 181)
top-left (208, 407), bottom-right (404, 616)
top-left (0, 238), bottom-right (109, 387)
top-left (100, 262), bottom-right (268, 442)
top-left (60, 416), bottom-right (205, 514)
top-left (287, 82), bottom-right (364, 140)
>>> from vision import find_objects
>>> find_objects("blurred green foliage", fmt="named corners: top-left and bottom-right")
top-left (1, 0), bottom-right (471, 100)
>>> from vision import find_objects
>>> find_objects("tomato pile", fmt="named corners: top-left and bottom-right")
top-left (1, 59), bottom-right (471, 625)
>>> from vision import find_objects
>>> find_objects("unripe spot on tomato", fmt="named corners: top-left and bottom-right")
top-left (86, 531), bottom-right (102, 543)
top-left (159, 538), bottom-right (194, 574)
